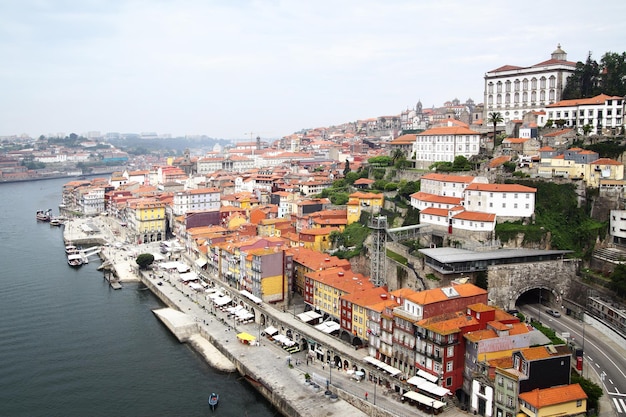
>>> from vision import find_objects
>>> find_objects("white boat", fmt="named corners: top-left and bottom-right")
top-left (67, 253), bottom-right (84, 267)
top-left (66, 245), bottom-right (79, 254)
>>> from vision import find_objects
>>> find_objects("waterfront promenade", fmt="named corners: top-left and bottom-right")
top-left (63, 216), bottom-right (618, 417)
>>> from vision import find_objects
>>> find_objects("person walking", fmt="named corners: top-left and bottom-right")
top-left (365, 392), bottom-right (368, 401)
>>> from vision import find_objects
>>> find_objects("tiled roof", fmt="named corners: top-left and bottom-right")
top-left (452, 211), bottom-right (496, 222)
top-left (546, 93), bottom-right (622, 108)
top-left (418, 126), bottom-right (481, 136)
top-left (519, 384), bottom-right (587, 408)
top-left (489, 156), bottom-right (512, 168)
top-left (410, 192), bottom-right (463, 205)
top-left (421, 173), bottom-right (476, 183)
top-left (465, 183), bottom-right (536, 193)
top-left (543, 128), bottom-right (574, 137)
top-left (592, 158), bottom-right (622, 166)
top-left (420, 207), bottom-right (450, 217)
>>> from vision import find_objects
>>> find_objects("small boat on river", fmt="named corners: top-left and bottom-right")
top-left (67, 253), bottom-right (84, 267)
top-left (36, 209), bottom-right (52, 222)
top-left (208, 392), bottom-right (219, 410)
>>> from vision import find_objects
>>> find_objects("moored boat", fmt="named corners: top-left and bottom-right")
top-left (65, 245), bottom-right (79, 254)
top-left (208, 392), bottom-right (219, 410)
top-left (67, 253), bottom-right (84, 267)
top-left (50, 217), bottom-right (63, 226)
top-left (36, 209), bottom-right (52, 222)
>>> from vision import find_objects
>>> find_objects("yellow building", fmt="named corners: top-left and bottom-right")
top-left (347, 192), bottom-right (384, 224)
top-left (299, 227), bottom-right (338, 252)
top-left (128, 198), bottom-right (166, 243)
top-left (341, 287), bottom-right (388, 342)
top-left (518, 383), bottom-right (587, 417)
top-left (583, 158), bottom-right (625, 188)
top-left (304, 267), bottom-right (373, 321)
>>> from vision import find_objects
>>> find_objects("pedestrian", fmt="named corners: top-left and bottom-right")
top-left (365, 392), bottom-right (368, 401)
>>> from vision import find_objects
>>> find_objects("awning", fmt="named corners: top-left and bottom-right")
top-left (297, 310), bottom-right (323, 323)
top-left (188, 282), bottom-right (203, 291)
top-left (236, 332), bottom-right (256, 342)
top-left (417, 369), bottom-right (439, 383)
top-left (179, 271), bottom-right (198, 282)
top-left (407, 376), bottom-right (428, 387)
top-left (418, 381), bottom-right (451, 398)
top-left (214, 296), bottom-right (232, 306)
top-left (264, 326), bottom-right (279, 336)
top-left (195, 258), bottom-right (207, 268)
top-left (402, 391), bottom-right (446, 409)
top-left (314, 321), bottom-right (340, 334)
top-left (240, 289), bottom-right (262, 305)
top-left (363, 356), bottom-right (402, 377)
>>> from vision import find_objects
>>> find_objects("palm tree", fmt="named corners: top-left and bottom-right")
top-left (391, 148), bottom-right (405, 164)
top-left (487, 112), bottom-right (504, 144)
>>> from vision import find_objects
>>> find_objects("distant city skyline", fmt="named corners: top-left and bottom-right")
top-left (1, 0), bottom-right (624, 140)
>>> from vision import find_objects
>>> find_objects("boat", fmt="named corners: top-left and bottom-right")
top-left (36, 209), bottom-right (52, 222)
top-left (65, 245), bottom-right (79, 255)
top-left (208, 392), bottom-right (219, 410)
top-left (50, 217), bottom-right (63, 226)
top-left (67, 253), bottom-right (84, 267)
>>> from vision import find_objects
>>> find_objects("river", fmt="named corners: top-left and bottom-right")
top-left (0, 177), bottom-right (279, 417)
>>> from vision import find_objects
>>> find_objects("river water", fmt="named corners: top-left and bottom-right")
top-left (0, 177), bottom-right (279, 417)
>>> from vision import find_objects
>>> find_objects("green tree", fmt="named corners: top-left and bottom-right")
top-left (391, 148), bottom-right (405, 164)
top-left (368, 156), bottom-right (392, 166)
top-left (345, 171), bottom-right (360, 184)
top-left (609, 263), bottom-right (626, 297)
top-left (563, 53), bottom-right (600, 99)
top-left (329, 192), bottom-right (349, 205)
top-left (135, 253), bottom-right (155, 269)
top-left (555, 119), bottom-right (567, 129)
top-left (487, 112), bottom-right (504, 146)
top-left (582, 124), bottom-right (593, 136)
top-left (599, 51), bottom-right (626, 97)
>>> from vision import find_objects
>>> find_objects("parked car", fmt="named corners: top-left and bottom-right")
top-left (545, 308), bottom-right (561, 318)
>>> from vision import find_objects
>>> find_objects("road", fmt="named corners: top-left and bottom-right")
top-left (521, 304), bottom-right (626, 417)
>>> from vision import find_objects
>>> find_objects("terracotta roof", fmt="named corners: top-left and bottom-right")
top-left (418, 126), bottom-right (481, 136)
top-left (489, 64), bottom-right (524, 72)
top-left (519, 384), bottom-right (587, 408)
top-left (503, 138), bottom-right (528, 144)
top-left (465, 183), bottom-right (536, 193)
top-left (592, 158), bottom-right (623, 166)
top-left (410, 192), bottom-right (463, 205)
top-left (420, 207), bottom-right (450, 217)
top-left (453, 211), bottom-right (496, 222)
top-left (354, 178), bottom-right (375, 185)
top-left (389, 134), bottom-right (417, 144)
top-left (489, 156), bottom-right (512, 168)
top-left (421, 173), bottom-right (475, 183)
top-left (538, 146), bottom-right (555, 152)
top-left (543, 128), bottom-right (574, 137)
top-left (546, 93), bottom-right (621, 108)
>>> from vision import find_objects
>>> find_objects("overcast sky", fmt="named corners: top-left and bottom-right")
top-left (1, 0), bottom-right (624, 140)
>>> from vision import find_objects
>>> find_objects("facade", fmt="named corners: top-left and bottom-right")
top-left (412, 126), bottom-right (481, 169)
top-left (172, 187), bottom-right (221, 215)
top-left (420, 173), bottom-right (480, 197)
top-left (545, 94), bottom-right (625, 135)
top-left (127, 198), bottom-right (167, 243)
top-left (463, 183), bottom-right (537, 218)
top-left (483, 45), bottom-right (577, 124)
top-left (518, 384), bottom-right (587, 417)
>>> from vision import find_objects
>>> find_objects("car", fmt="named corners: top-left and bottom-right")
top-left (545, 308), bottom-right (561, 318)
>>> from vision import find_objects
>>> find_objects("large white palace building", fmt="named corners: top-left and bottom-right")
top-left (483, 44), bottom-right (577, 123)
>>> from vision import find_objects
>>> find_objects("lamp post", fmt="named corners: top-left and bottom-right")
top-left (373, 373), bottom-right (377, 405)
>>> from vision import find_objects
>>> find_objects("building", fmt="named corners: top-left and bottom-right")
top-left (518, 384), bottom-right (587, 417)
top-left (172, 187), bottom-right (221, 216)
top-left (463, 183), bottom-right (537, 219)
top-left (412, 126), bottom-right (482, 169)
top-left (483, 45), bottom-right (577, 124)
top-left (545, 93), bottom-right (625, 135)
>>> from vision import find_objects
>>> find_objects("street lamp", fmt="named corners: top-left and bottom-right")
top-left (372, 373), bottom-right (377, 405)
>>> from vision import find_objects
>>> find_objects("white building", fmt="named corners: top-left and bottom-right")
top-left (172, 187), bottom-right (221, 215)
top-left (483, 44), bottom-right (577, 124)
top-left (546, 94), bottom-right (625, 135)
top-left (463, 183), bottom-right (536, 218)
top-left (78, 186), bottom-right (105, 215)
top-left (420, 173), bottom-right (486, 197)
top-left (610, 210), bottom-right (626, 246)
top-left (419, 207), bottom-right (496, 232)
top-left (412, 125), bottom-right (481, 169)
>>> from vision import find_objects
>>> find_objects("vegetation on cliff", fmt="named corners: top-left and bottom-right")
top-left (495, 181), bottom-right (606, 258)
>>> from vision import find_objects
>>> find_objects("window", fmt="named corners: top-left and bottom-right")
top-left (446, 361), bottom-right (453, 372)
top-left (502, 203), bottom-right (506, 208)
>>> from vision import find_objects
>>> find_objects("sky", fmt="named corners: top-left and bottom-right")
top-left (1, 0), bottom-right (625, 140)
